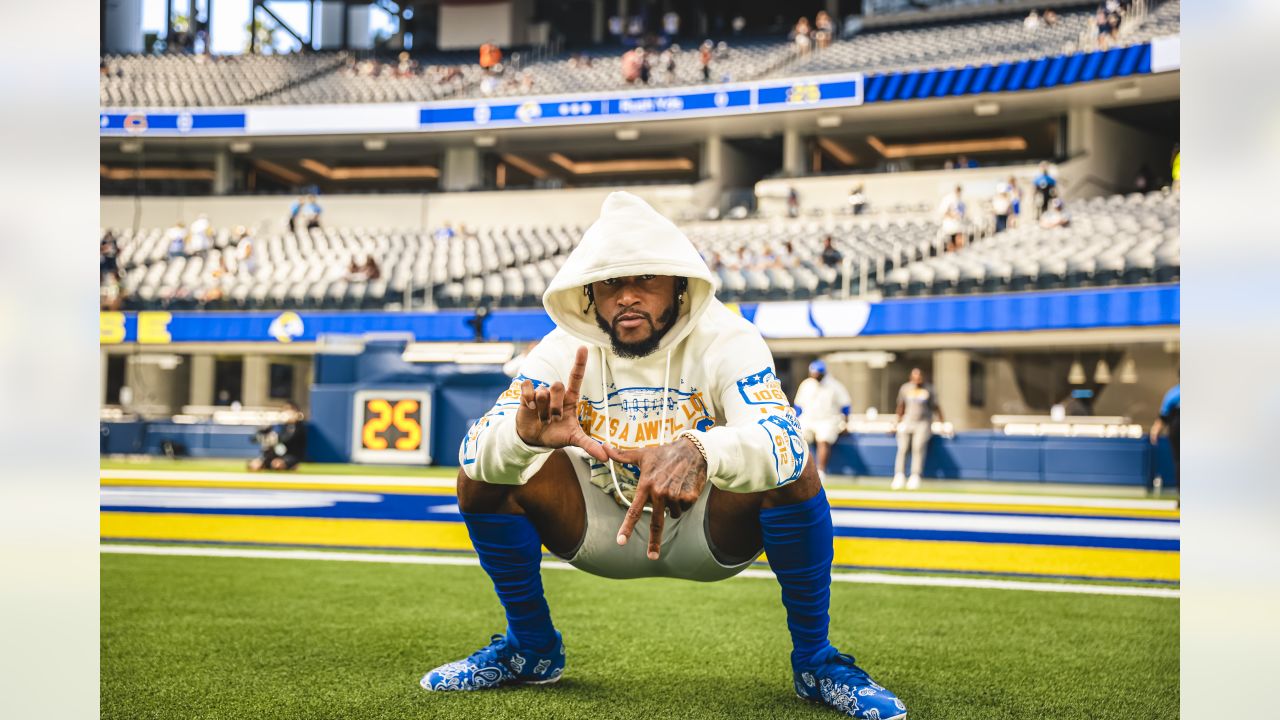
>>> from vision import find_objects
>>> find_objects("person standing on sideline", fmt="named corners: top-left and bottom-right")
top-left (793, 360), bottom-right (851, 483)
top-left (893, 368), bottom-right (943, 490)
top-left (1150, 382), bottom-right (1180, 486)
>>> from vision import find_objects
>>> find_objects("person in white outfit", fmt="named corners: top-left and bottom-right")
top-left (793, 360), bottom-right (851, 483)
top-left (893, 368), bottom-right (943, 490)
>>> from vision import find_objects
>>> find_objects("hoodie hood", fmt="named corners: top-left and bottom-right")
top-left (543, 191), bottom-right (716, 355)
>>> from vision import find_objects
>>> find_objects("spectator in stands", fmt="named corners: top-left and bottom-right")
top-left (396, 52), bottom-right (417, 77)
top-left (100, 270), bottom-right (125, 311)
top-left (248, 401), bottom-right (307, 472)
top-left (1043, 9), bottom-right (1060, 26)
top-left (1039, 198), bottom-right (1071, 228)
top-left (479, 41), bottom-right (502, 73)
top-left (166, 221), bottom-right (188, 258)
top-left (100, 233), bottom-right (119, 281)
top-left (622, 48), bottom-right (643, 84)
top-left (638, 49), bottom-right (652, 84)
top-left (938, 185), bottom-right (967, 250)
top-left (848, 184), bottom-right (868, 215)
top-left (791, 17), bottom-right (813, 55)
top-left (1150, 381), bottom-right (1180, 486)
top-left (1033, 161), bottom-right (1058, 215)
top-left (301, 194), bottom-right (323, 230)
top-left (1171, 145), bottom-right (1181, 190)
top-left (815, 11), bottom-right (835, 49)
top-left (787, 187), bottom-right (801, 218)
top-left (777, 240), bottom-right (799, 268)
top-left (794, 359), bottom-right (852, 483)
top-left (992, 184), bottom-right (1013, 233)
top-left (730, 246), bottom-right (758, 272)
top-left (1006, 176), bottom-right (1024, 226)
top-left (821, 235), bottom-right (842, 269)
top-left (699, 40), bottom-right (713, 81)
top-left (1024, 10), bottom-right (1041, 31)
top-left (893, 368), bottom-right (943, 491)
top-left (707, 251), bottom-right (725, 273)
top-left (236, 231), bottom-right (258, 277)
top-left (1094, 9), bottom-right (1113, 49)
top-left (348, 254), bottom-right (382, 281)
top-left (189, 213), bottom-right (213, 253)
top-left (659, 47), bottom-right (677, 84)
top-left (287, 195), bottom-right (306, 230)
top-left (434, 222), bottom-right (456, 242)
top-left (199, 254), bottom-right (229, 306)
top-left (732, 15), bottom-right (746, 35)
top-left (519, 69), bottom-right (536, 94)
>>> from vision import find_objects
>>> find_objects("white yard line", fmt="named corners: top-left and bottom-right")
top-left (100, 470), bottom-right (1177, 511)
top-left (101, 544), bottom-right (1179, 599)
top-left (100, 469), bottom-right (456, 489)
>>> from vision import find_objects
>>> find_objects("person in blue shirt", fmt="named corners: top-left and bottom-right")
top-left (1150, 383), bottom-right (1180, 484)
top-left (1033, 161), bottom-right (1057, 216)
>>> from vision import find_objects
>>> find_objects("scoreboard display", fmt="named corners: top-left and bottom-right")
top-left (349, 390), bottom-right (432, 465)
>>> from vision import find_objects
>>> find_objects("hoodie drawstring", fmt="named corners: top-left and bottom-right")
top-left (603, 346), bottom-right (673, 510)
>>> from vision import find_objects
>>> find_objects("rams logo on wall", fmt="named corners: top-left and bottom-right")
top-left (268, 311), bottom-right (304, 343)
top-left (123, 113), bottom-right (148, 133)
top-left (516, 101), bottom-right (543, 123)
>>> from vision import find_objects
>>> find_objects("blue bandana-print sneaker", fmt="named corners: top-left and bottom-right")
top-left (420, 631), bottom-right (565, 692)
top-left (794, 651), bottom-right (906, 719)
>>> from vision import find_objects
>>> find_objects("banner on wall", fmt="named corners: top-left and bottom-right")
top-left (99, 285), bottom-right (1179, 345)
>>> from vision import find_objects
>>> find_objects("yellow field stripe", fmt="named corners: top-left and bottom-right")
top-left (832, 537), bottom-right (1178, 582)
top-left (100, 478), bottom-right (456, 496)
top-left (824, 497), bottom-right (1180, 520)
top-left (101, 512), bottom-right (476, 552)
top-left (101, 512), bottom-right (1178, 582)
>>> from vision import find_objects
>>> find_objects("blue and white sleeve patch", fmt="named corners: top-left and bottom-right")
top-left (736, 368), bottom-right (805, 486)
top-left (759, 412), bottom-right (806, 486)
top-left (736, 367), bottom-right (790, 406)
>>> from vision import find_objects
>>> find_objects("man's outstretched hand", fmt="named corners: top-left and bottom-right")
top-left (515, 346), bottom-right (609, 463)
top-left (605, 438), bottom-right (708, 561)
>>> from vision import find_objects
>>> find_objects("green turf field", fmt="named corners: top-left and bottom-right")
top-left (101, 553), bottom-right (1178, 720)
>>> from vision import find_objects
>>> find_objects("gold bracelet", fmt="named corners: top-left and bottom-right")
top-left (674, 430), bottom-right (709, 466)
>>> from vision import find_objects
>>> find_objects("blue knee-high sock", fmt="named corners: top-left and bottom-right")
top-left (462, 512), bottom-right (557, 652)
top-left (760, 488), bottom-right (837, 669)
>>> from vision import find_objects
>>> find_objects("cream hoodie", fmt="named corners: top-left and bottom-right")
top-left (459, 192), bottom-right (806, 501)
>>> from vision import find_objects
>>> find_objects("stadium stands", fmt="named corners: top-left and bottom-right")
top-left (99, 52), bottom-right (344, 107)
top-left (103, 188), bottom-right (1178, 311)
top-left (261, 52), bottom-right (486, 105)
top-left (879, 189), bottom-right (1179, 296)
top-left (109, 222), bottom-right (580, 311)
top-left (99, 2), bottom-right (1179, 108)
top-left (786, 7), bottom-right (1091, 77)
top-left (480, 38), bottom-right (799, 98)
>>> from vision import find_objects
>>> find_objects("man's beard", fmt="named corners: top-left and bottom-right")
top-left (595, 303), bottom-right (679, 359)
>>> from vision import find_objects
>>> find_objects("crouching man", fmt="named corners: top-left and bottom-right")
top-left (420, 193), bottom-right (905, 719)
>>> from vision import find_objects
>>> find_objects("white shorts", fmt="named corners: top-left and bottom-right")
top-left (801, 417), bottom-right (842, 445)
top-left (556, 450), bottom-right (761, 582)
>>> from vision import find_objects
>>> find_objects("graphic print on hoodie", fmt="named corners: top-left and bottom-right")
top-left (460, 192), bottom-right (806, 503)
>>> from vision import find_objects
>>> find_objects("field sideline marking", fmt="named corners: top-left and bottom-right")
top-left (101, 544), bottom-right (1179, 599)
top-left (100, 470), bottom-right (1178, 511)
